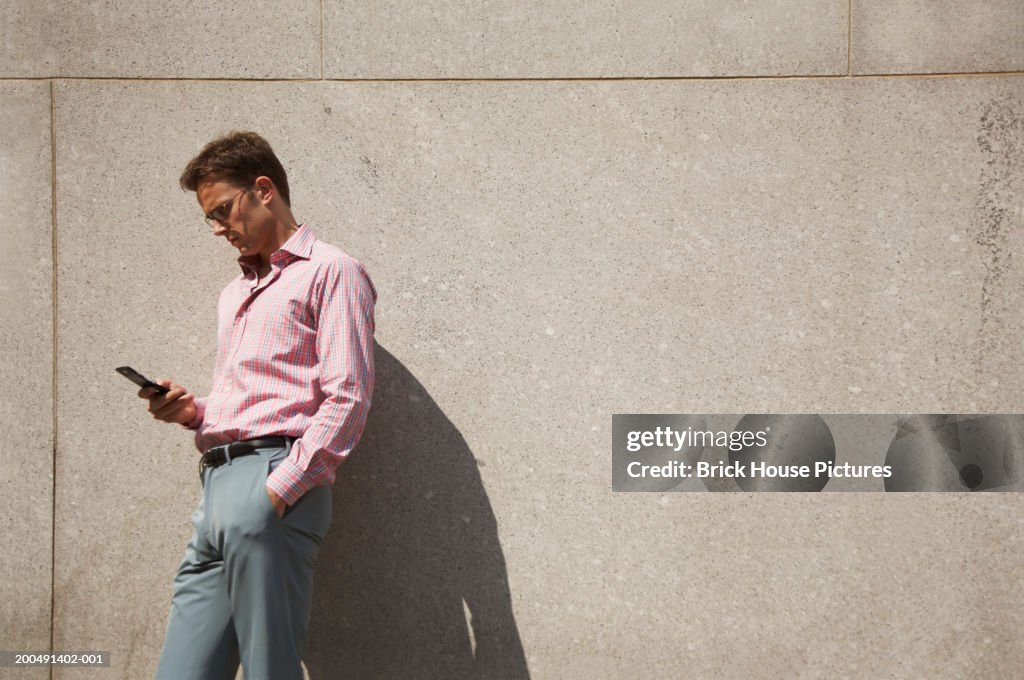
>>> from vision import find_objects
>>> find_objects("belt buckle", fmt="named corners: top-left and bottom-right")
top-left (199, 447), bottom-right (213, 480)
top-left (201, 443), bottom-right (228, 472)
top-left (199, 442), bottom-right (230, 481)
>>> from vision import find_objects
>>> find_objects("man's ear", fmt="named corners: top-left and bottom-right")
top-left (253, 176), bottom-right (274, 204)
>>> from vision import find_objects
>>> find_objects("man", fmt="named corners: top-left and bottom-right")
top-left (139, 131), bottom-right (376, 679)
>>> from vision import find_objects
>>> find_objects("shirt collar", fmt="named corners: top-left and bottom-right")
top-left (237, 223), bottom-right (315, 273)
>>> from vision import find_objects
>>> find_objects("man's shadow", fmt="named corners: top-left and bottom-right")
top-left (304, 344), bottom-right (531, 679)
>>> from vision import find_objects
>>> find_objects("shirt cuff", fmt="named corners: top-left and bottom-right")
top-left (266, 455), bottom-right (317, 506)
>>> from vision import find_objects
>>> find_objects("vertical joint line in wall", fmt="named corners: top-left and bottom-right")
top-left (320, 0), bottom-right (325, 79)
top-left (847, 0), bottom-right (853, 76)
top-left (49, 78), bottom-right (57, 680)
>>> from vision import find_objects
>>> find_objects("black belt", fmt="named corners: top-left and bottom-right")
top-left (199, 436), bottom-right (293, 475)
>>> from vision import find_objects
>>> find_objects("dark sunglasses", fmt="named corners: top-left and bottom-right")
top-left (204, 187), bottom-right (250, 227)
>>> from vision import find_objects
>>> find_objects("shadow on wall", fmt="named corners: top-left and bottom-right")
top-left (304, 344), bottom-right (530, 679)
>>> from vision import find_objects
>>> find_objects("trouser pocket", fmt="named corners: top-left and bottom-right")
top-left (259, 444), bottom-right (331, 539)
top-left (263, 446), bottom-right (296, 521)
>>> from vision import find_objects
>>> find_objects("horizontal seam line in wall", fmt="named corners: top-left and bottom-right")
top-left (0, 71), bottom-right (1023, 84)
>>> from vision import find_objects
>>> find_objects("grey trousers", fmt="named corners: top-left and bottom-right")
top-left (155, 441), bottom-right (332, 680)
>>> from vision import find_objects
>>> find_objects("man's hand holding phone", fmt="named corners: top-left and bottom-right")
top-left (117, 366), bottom-right (197, 426)
top-left (138, 379), bottom-right (197, 426)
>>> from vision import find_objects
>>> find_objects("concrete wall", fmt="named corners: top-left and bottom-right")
top-left (2, 2), bottom-right (1023, 678)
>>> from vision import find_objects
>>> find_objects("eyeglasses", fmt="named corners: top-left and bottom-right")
top-left (203, 187), bottom-right (250, 227)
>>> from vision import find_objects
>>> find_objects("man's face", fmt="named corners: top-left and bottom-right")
top-left (197, 178), bottom-right (274, 260)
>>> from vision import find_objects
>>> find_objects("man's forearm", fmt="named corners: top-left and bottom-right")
top-left (265, 390), bottom-right (372, 505)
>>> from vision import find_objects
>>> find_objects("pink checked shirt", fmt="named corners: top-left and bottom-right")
top-left (185, 224), bottom-right (376, 505)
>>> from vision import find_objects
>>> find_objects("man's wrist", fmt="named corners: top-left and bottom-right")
top-left (180, 397), bottom-right (206, 430)
top-left (266, 486), bottom-right (288, 516)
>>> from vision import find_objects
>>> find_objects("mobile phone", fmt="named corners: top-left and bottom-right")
top-left (116, 366), bottom-right (170, 394)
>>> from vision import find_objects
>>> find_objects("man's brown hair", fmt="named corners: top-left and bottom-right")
top-left (180, 131), bottom-right (291, 207)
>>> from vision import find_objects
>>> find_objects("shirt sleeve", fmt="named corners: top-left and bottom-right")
top-left (266, 257), bottom-right (377, 505)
